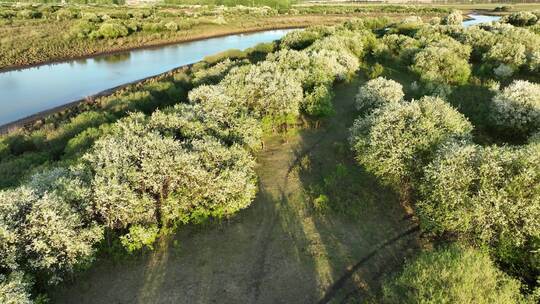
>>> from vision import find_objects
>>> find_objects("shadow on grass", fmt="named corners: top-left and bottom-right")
top-left (288, 77), bottom-right (421, 303)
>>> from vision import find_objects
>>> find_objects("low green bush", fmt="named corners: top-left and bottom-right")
top-left (383, 245), bottom-right (524, 304)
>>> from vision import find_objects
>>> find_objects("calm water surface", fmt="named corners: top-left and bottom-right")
top-left (0, 29), bottom-right (294, 125)
top-left (463, 14), bottom-right (501, 27)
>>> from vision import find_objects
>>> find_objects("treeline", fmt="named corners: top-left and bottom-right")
top-left (163, 0), bottom-right (295, 9)
top-left (347, 10), bottom-right (539, 303)
top-left (0, 0), bottom-right (125, 4)
top-left (0, 20), bottom-right (380, 302)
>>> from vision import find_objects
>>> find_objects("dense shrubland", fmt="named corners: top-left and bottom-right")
top-left (0, 21), bottom-right (372, 301)
top-left (347, 10), bottom-right (540, 302)
top-left (1, 8), bottom-right (540, 302)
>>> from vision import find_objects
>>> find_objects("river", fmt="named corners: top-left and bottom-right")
top-left (0, 14), bottom-right (502, 127)
top-left (0, 29), bottom-right (294, 126)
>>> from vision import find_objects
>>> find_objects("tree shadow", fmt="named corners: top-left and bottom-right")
top-left (291, 77), bottom-right (422, 303)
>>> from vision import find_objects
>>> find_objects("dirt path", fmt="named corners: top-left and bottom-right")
top-left (51, 78), bottom-right (419, 304)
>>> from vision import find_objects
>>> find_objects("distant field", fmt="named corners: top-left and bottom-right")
top-left (296, 2), bottom-right (540, 12)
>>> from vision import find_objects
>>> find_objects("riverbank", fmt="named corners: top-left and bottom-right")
top-left (0, 16), bottom-right (334, 73)
top-left (0, 64), bottom-right (192, 135)
top-left (0, 3), bottom-right (450, 71)
top-left (0, 28), bottom-right (297, 132)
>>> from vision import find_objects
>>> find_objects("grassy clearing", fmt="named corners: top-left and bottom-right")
top-left (50, 77), bottom-right (420, 303)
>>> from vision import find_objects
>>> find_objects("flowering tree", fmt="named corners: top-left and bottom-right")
top-left (355, 77), bottom-right (404, 113)
top-left (350, 96), bottom-right (472, 191)
top-left (419, 141), bottom-right (540, 250)
top-left (491, 80), bottom-right (540, 136)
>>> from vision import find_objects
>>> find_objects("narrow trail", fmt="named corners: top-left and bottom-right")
top-left (52, 78), bottom-right (419, 304)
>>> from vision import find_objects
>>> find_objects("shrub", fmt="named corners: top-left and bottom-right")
top-left (376, 34), bottom-right (420, 63)
top-left (503, 11), bottom-right (538, 27)
top-left (280, 29), bottom-right (321, 50)
top-left (368, 63), bottom-right (384, 79)
top-left (383, 245), bottom-right (524, 304)
top-left (81, 12), bottom-right (101, 23)
top-left (192, 59), bottom-right (245, 86)
top-left (96, 22), bottom-right (129, 39)
top-left (419, 141), bottom-right (540, 249)
top-left (350, 96), bottom-right (472, 191)
top-left (355, 77), bottom-right (404, 113)
top-left (0, 272), bottom-right (32, 304)
top-left (0, 152), bottom-right (50, 189)
top-left (484, 42), bottom-right (526, 74)
top-left (303, 84), bottom-right (334, 117)
top-left (491, 80), bottom-right (540, 136)
top-left (203, 49), bottom-right (247, 65)
top-left (17, 10), bottom-right (41, 20)
top-left (141, 22), bottom-right (166, 33)
top-left (221, 61), bottom-right (303, 120)
top-left (84, 114), bottom-right (257, 229)
top-left (309, 49), bottom-right (359, 82)
top-left (70, 21), bottom-right (98, 39)
top-left (63, 124), bottom-right (112, 159)
top-left (442, 10), bottom-right (463, 26)
top-left (411, 46), bottom-right (471, 85)
top-left (164, 21), bottom-right (179, 31)
top-left (153, 85), bottom-right (263, 151)
top-left (21, 190), bottom-right (103, 283)
top-left (308, 30), bottom-right (372, 58)
top-left (0, 168), bottom-right (103, 284)
top-left (56, 9), bottom-right (79, 21)
top-left (120, 224), bottom-right (159, 252)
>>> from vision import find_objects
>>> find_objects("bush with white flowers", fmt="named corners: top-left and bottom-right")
top-left (442, 10), bottom-right (463, 26)
top-left (491, 80), bottom-right (540, 136)
top-left (419, 140), bottom-right (540, 249)
top-left (350, 96), bottom-right (472, 191)
top-left (355, 77), bottom-right (404, 113)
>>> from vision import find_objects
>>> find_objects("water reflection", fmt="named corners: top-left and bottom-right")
top-left (0, 29), bottom-right (294, 125)
top-left (94, 53), bottom-right (132, 64)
